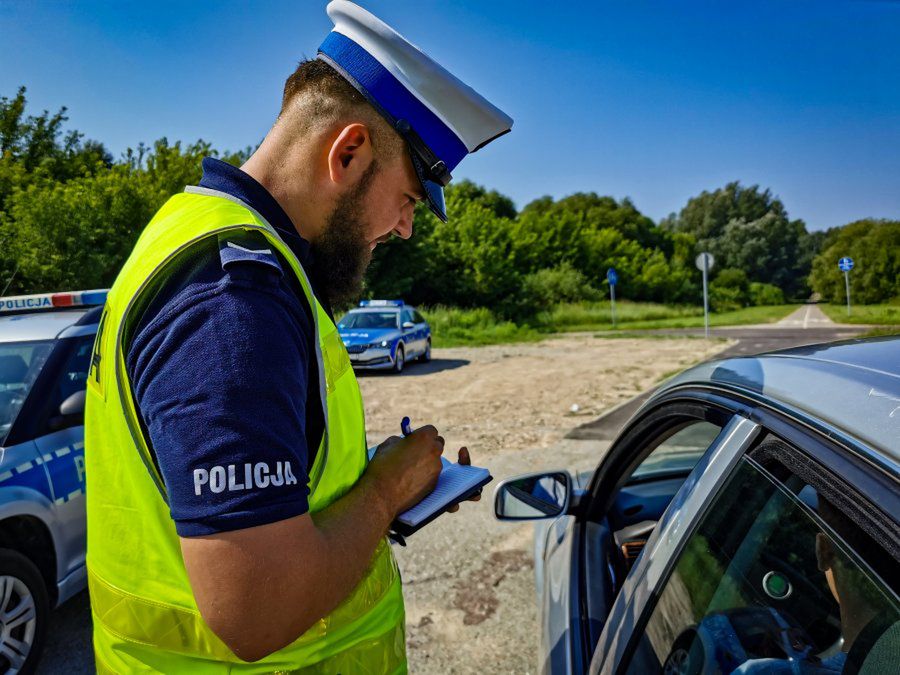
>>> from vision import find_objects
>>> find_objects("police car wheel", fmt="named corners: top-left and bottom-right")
top-left (393, 345), bottom-right (405, 373)
top-left (420, 339), bottom-right (432, 362)
top-left (0, 549), bottom-right (49, 675)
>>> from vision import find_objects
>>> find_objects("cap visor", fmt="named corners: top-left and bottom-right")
top-left (410, 152), bottom-right (447, 222)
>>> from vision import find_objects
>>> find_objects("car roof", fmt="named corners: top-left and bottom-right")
top-left (661, 336), bottom-right (900, 466)
top-left (0, 309), bottom-right (92, 342)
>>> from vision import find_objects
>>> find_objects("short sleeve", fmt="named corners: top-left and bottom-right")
top-left (127, 262), bottom-right (314, 536)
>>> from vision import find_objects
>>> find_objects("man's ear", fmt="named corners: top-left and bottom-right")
top-left (327, 123), bottom-right (373, 186)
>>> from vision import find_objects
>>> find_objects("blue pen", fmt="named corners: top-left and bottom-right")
top-left (400, 416), bottom-right (412, 436)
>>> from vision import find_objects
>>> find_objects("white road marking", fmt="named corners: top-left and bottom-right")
top-left (803, 306), bottom-right (811, 329)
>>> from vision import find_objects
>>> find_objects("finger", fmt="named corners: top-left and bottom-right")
top-left (382, 435), bottom-right (401, 446)
top-left (457, 447), bottom-right (471, 465)
top-left (468, 490), bottom-right (482, 502)
top-left (417, 425), bottom-right (439, 438)
top-left (434, 435), bottom-right (446, 452)
top-left (447, 503), bottom-right (460, 513)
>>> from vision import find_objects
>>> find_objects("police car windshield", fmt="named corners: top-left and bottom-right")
top-left (338, 311), bottom-right (399, 330)
top-left (0, 340), bottom-right (54, 442)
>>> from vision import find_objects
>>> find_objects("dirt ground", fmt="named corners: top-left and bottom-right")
top-left (357, 334), bottom-right (729, 673)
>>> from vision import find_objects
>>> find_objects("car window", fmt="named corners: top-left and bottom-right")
top-left (624, 458), bottom-right (899, 674)
top-left (338, 311), bottom-right (399, 329)
top-left (413, 310), bottom-right (426, 323)
top-left (401, 310), bottom-right (414, 325)
top-left (0, 340), bottom-right (55, 441)
top-left (629, 420), bottom-right (722, 483)
top-left (45, 336), bottom-right (93, 429)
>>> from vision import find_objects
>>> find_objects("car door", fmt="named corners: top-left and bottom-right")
top-left (32, 334), bottom-right (93, 581)
top-left (591, 418), bottom-right (900, 674)
top-left (400, 309), bottom-right (419, 355)
top-left (412, 309), bottom-right (429, 352)
top-left (536, 396), bottom-right (753, 673)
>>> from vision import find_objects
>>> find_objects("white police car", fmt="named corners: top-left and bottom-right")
top-left (337, 300), bottom-right (431, 373)
top-left (0, 289), bottom-right (106, 673)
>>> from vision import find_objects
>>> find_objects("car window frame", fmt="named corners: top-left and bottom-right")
top-left (3, 337), bottom-right (75, 446)
top-left (39, 333), bottom-right (94, 434)
top-left (589, 389), bottom-right (900, 674)
top-left (587, 413), bottom-right (760, 674)
top-left (574, 394), bottom-right (749, 664)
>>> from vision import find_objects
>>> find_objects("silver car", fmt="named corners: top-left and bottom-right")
top-left (0, 292), bottom-right (104, 673)
top-left (496, 337), bottom-right (899, 674)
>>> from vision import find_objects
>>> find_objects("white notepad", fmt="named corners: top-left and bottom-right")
top-left (396, 458), bottom-right (491, 528)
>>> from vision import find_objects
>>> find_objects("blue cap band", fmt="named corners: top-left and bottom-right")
top-left (319, 31), bottom-right (468, 173)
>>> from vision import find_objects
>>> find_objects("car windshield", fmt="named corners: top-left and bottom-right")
top-left (0, 340), bottom-right (55, 442)
top-left (338, 311), bottom-right (399, 330)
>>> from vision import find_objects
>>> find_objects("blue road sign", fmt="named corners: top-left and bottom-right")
top-left (838, 257), bottom-right (854, 272)
top-left (607, 268), bottom-right (618, 286)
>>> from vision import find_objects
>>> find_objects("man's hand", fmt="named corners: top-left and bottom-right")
top-left (365, 426), bottom-right (445, 516)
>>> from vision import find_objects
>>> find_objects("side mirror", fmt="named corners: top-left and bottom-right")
top-left (494, 470), bottom-right (572, 521)
top-left (49, 390), bottom-right (86, 431)
top-left (402, 321), bottom-right (415, 329)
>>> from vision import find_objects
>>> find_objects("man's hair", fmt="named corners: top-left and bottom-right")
top-left (279, 59), bottom-right (403, 160)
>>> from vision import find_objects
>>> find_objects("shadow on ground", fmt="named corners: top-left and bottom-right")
top-left (356, 358), bottom-right (470, 377)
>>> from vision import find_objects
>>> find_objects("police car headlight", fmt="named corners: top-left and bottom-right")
top-left (380, 340), bottom-right (389, 347)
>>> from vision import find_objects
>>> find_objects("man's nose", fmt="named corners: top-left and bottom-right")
top-left (394, 212), bottom-right (414, 240)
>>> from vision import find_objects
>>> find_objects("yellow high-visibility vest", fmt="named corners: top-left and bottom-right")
top-left (85, 186), bottom-right (406, 673)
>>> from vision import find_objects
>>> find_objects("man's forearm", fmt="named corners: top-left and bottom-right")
top-left (181, 472), bottom-right (396, 662)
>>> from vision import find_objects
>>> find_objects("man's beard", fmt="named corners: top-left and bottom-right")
top-left (309, 162), bottom-right (378, 309)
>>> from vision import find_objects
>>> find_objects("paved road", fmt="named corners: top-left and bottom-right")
top-left (567, 306), bottom-right (868, 441)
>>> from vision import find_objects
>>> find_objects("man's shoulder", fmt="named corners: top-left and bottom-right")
top-left (125, 230), bottom-right (311, 376)
top-left (216, 229), bottom-right (285, 279)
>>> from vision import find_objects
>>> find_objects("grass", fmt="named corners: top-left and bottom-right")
top-left (858, 326), bottom-right (900, 338)
top-left (542, 301), bottom-right (795, 331)
top-left (819, 302), bottom-right (900, 326)
top-left (424, 302), bottom-right (796, 348)
top-left (424, 306), bottom-right (541, 348)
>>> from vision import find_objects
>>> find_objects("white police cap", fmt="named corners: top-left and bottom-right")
top-left (318, 1), bottom-right (513, 221)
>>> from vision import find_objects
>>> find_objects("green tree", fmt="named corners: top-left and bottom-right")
top-left (809, 220), bottom-right (900, 304)
top-left (1, 139), bottom-right (212, 293)
top-left (709, 267), bottom-right (750, 311)
top-left (665, 182), bottom-right (810, 298)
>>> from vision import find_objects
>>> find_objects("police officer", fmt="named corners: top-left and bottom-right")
top-left (84, 1), bottom-right (511, 672)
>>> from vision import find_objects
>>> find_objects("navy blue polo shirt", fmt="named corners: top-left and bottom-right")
top-left (126, 158), bottom-right (324, 536)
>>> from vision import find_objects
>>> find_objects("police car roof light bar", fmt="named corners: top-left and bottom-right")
top-left (359, 299), bottom-right (404, 307)
top-left (0, 289), bottom-right (109, 314)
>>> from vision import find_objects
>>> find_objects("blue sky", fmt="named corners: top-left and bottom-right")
top-left (2, 0), bottom-right (898, 230)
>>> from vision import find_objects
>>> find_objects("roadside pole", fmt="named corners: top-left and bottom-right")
top-left (607, 268), bottom-right (618, 328)
top-left (695, 252), bottom-right (715, 339)
top-left (838, 256), bottom-right (854, 317)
